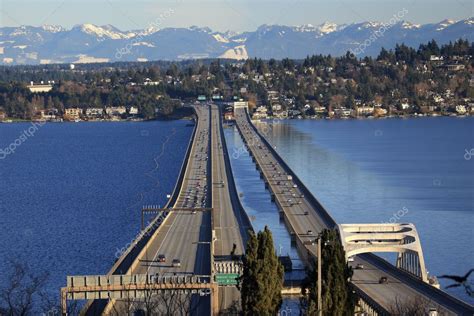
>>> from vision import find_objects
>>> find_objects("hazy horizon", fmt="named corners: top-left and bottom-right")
top-left (1, 0), bottom-right (472, 32)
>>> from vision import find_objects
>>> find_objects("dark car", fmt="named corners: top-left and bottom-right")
top-left (158, 254), bottom-right (166, 263)
top-left (172, 259), bottom-right (181, 267)
top-left (379, 276), bottom-right (388, 284)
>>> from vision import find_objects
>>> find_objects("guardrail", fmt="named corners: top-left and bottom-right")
top-left (237, 109), bottom-right (474, 315)
top-left (216, 105), bottom-right (254, 244)
top-left (361, 253), bottom-right (474, 315)
top-left (351, 283), bottom-right (390, 316)
top-left (241, 109), bottom-right (337, 229)
top-left (84, 106), bottom-right (199, 314)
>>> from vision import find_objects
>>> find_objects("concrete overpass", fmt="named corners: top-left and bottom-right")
top-left (339, 223), bottom-right (429, 283)
top-left (234, 106), bottom-right (474, 315)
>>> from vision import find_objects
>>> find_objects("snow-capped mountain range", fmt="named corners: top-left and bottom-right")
top-left (0, 18), bottom-right (472, 65)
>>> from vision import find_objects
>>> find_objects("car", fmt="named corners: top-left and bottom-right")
top-left (199, 289), bottom-right (211, 296)
top-left (192, 210), bottom-right (197, 214)
top-left (307, 230), bottom-right (313, 235)
top-left (172, 259), bottom-right (181, 267)
top-left (157, 254), bottom-right (166, 263)
top-left (355, 264), bottom-right (364, 269)
top-left (304, 211), bottom-right (309, 215)
top-left (379, 276), bottom-right (388, 284)
top-left (347, 256), bottom-right (354, 262)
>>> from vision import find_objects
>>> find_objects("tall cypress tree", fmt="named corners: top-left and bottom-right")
top-left (241, 226), bottom-right (284, 315)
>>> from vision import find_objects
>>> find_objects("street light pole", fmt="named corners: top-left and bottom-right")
top-left (317, 237), bottom-right (322, 316)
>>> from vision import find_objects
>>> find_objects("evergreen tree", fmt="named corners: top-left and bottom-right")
top-left (301, 229), bottom-right (354, 316)
top-left (241, 226), bottom-right (284, 315)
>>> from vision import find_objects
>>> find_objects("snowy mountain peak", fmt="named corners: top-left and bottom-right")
top-left (73, 23), bottom-right (132, 39)
top-left (401, 21), bottom-right (421, 29)
top-left (0, 18), bottom-right (472, 65)
top-left (436, 19), bottom-right (456, 30)
top-left (317, 22), bottom-right (340, 34)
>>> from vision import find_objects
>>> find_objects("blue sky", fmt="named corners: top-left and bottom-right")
top-left (1, 0), bottom-right (472, 31)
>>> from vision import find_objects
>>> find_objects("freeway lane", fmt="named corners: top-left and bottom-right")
top-left (210, 104), bottom-right (247, 313)
top-left (211, 104), bottom-right (245, 257)
top-left (235, 108), bottom-right (326, 259)
top-left (103, 104), bottom-right (212, 314)
top-left (234, 107), bottom-right (474, 315)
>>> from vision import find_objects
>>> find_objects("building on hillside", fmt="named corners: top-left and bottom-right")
top-left (334, 107), bottom-right (351, 118)
top-left (28, 82), bottom-right (53, 93)
top-left (105, 106), bottom-right (126, 116)
top-left (85, 108), bottom-right (104, 118)
top-left (39, 109), bottom-right (58, 120)
top-left (455, 105), bottom-right (467, 115)
top-left (129, 107), bottom-right (139, 115)
top-left (144, 78), bottom-right (161, 86)
top-left (445, 64), bottom-right (465, 71)
top-left (314, 106), bottom-right (327, 114)
top-left (64, 108), bottom-right (82, 120)
top-left (355, 106), bottom-right (374, 116)
top-left (252, 106), bottom-right (268, 119)
top-left (400, 102), bottom-right (411, 110)
top-left (272, 104), bottom-right (282, 112)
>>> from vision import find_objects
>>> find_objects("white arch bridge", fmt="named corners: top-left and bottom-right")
top-left (338, 223), bottom-right (429, 283)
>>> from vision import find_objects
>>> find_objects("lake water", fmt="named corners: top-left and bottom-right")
top-left (0, 121), bottom-right (193, 305)
top-left (249, 116), bottom-right (473, 303)
top-left (0, 116), bottom-right (472, 309)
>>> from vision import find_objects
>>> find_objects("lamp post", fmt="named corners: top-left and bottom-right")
top-left (317, 237), bottom-right (322, 316)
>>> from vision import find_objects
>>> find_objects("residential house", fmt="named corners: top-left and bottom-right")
top-left (105, 106), bottom-right (127, 117)
top-left (85, 108), bottom-right (104, 118)
top-left (252, 106), bottom-right (268, 119)
top-left (39, 109), bottom-right (58, 120)
top-left (272, 104), bottom-right (282, 112)
top-left (334, 107), bottom-right (352, 118)
top-left (129, 107), bottom-right (139, 115)
top-left (64, 108), bottom-right (82, 120)
top-left (144, 78), bottom-right (161, 86)
top-left (28, 82), bottom-right (53, 93)
top-left (355, 106), bottom-right (374, 116)
top-left (455, 105), bottom-right (467, 115)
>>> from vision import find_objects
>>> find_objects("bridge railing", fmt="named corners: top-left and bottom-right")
top-left (237, 109), bottom-right (474, 315)
top-left (83, 106), bottom-right (199, 314)
top-left (351, 283), bottom-right (390, 316)
top-left (239, 109), bottom-right (337, 229)
top-left (216, 105), bottom-right (254, 244)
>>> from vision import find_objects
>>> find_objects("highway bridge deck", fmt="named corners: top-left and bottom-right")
top-left (234, 107), bottom-right (474, 315)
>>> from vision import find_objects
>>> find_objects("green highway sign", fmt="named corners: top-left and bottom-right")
top-left (215, 273), bottom-right (239, 285)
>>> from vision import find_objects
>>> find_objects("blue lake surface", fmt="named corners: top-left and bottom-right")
top-left (252, 116), bottom-right (473, 303)
top-left (0, 121), bottom-right (192, 303)
top-left (0, 116), bottom-right (472, 307)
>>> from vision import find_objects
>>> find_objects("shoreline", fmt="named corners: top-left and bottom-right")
top-left (2, 113), bottom-right (471, 124)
